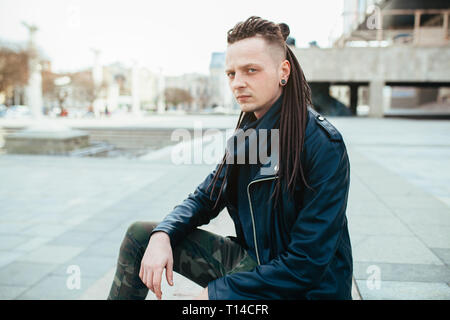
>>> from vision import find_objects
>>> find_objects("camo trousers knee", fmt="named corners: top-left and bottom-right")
top-left (107, 221), bottom-right (257, 300)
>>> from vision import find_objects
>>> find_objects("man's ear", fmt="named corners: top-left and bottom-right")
top-left (281, 59), bottom-right (291, 79)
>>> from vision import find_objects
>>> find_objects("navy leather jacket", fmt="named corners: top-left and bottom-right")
top-left (152, 104), bottom-right (353, 300)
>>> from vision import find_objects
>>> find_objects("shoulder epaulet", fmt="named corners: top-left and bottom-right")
top-left (308, 107), bottom-right (343, 142)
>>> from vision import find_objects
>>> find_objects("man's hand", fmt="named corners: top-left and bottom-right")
top-left (139, 231), bottom-right (174, 300)
top-left (194, 287), bottom-right (209, 300)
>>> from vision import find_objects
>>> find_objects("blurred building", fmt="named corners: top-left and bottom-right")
top-left (295, 0), bottom-right (450, 117)
top-left (38, 62), bottom-right (161, 117)
top-left (101, 62), bottom-right (160, 114)
top-left (164, 73), bottom-right (211, 112)
top-left (163, 52), bottom-right (242, 113)
top-left (338, 0), bottom-right (449, 47)
top-left (209, 52), bottom-right (239, 113)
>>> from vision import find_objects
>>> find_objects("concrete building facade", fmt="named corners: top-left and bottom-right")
top-left (320, 0), bottom-right (450, 117)
top-left (209, 52), bottom-right (238, 113)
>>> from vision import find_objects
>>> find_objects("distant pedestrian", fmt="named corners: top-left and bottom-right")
top-left (60, 108), bottom-right (68, 117)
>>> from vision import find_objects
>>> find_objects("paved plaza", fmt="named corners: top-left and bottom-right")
top-left (0, 115), bottom-right (449, 300)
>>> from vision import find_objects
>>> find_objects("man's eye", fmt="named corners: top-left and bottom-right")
top-left (227, 72), bottom-right (235, 77)
top-left (249, 68), bottom-right (257, 73)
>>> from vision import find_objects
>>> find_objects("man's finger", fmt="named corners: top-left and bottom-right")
top-left (152, 269), bottom-right (163, 300)
top-left (147, 269), bottom-right (154, 293)
top-left (142, 267), bottom-right (149, 291)
top-left (166, 260), bottom-right (174, 286)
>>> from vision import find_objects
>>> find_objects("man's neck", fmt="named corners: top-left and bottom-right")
top-left (254, 90), bottom-right (283, 119)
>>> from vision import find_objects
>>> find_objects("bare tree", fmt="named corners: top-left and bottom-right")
top-left (164, 87), bottom-right (193, 109)
top-left (0, 47), bottom-right (29, 105)
top-left (71, 70), bottom-right (95, 104)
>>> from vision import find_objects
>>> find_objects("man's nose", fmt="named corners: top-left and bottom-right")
top-left (230, 74), bottom-right (246, 91)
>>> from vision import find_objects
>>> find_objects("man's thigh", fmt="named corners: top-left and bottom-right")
top-left (172, 228), bottom-right (257, 287)
top-left (126, 221), bottom-right (257, 288)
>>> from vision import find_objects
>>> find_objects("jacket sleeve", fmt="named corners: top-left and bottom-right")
top-left (151, 163), bottom-right (228, 247)
top-left (208, 137), bottom-right (351, 299)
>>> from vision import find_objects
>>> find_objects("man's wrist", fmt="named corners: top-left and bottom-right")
top-left (150, 231), bottom-right (170, 242)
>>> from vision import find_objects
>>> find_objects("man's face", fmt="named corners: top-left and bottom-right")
top-left (225, 36), bottom-right (288, 118)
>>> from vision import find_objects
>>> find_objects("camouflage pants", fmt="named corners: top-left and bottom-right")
top-left (107, 221), bottom-right (258, 300)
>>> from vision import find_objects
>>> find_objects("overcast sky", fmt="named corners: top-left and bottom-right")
top-left (0, 0), bottom-right (344, 76)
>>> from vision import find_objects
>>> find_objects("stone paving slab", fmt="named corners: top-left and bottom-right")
top-left (0, 251), bottom-right (26, 270)
top-left (348, 215), bottom-right (412, 236)
top-left (430, 248), bottom-right (450, 265)
top-left (0, 235), bottom-right (31, 251)
top-left (16, 245), bottom-right (84, 265)
top-left (51, 254), bottom-right (116, 279)
top-left (16, 274), bottom-right (98, 300)
top-left (14, 237), bottom-right (53, 253)
top-left (392, 207), bottom-right (450, 226)
top-left (351, 234), bottom-right (444, 265)
top-left (47, 230), bottom-right (103, 247)
top-left (353, 261), bottom-right (450, 283)
top-left (0, 261), bottom-right (59, 287)
top-left (406, 223), bottom-right (450, 249)
top-left (356, 280), bottom-right (450, 300)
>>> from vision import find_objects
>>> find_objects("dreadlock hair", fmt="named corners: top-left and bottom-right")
top-left (207, 16), bottom-right (313, 210)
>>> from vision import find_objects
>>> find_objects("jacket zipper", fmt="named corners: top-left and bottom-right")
top-left (246, 176), bottom-right (278, 265)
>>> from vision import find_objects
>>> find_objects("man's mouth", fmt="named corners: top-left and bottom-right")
top-left (237, 95), bottom-right (251, 100)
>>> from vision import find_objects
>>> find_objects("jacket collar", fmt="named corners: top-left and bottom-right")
top-left (227, 93), bottom-right (283, 181)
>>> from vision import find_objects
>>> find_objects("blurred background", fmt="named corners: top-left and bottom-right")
top-left (0, 0), bottom-right (449, 123)
top-left (0, 0), bottom-right (449, 300)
